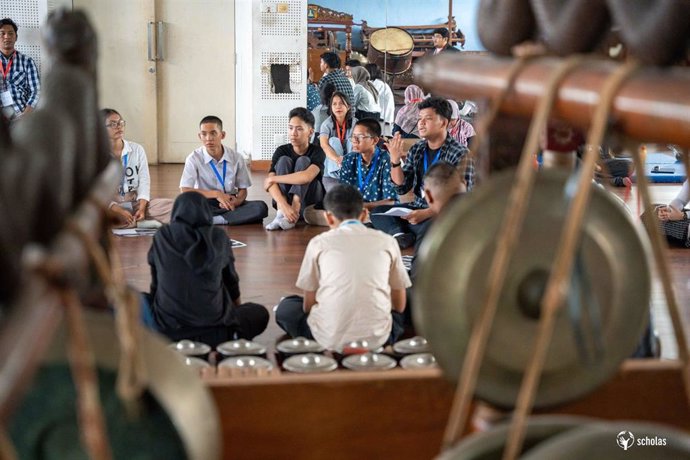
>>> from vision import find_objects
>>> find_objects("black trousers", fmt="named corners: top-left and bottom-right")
top-left (142, 294), bottom-right (269, 348)
top-left (275, 294), bottom-right (405, 346)
top-left (273, 155), bottom-right (324, 213)
top-left (208, 198), bottom-right (268, 225)
top-left (369, 203), bottom-right (433, 249)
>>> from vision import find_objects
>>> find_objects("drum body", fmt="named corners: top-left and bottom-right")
top-left (367, 27), bottom-right (414, 75)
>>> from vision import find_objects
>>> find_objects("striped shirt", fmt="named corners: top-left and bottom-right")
top-left (0, 50), bottom-right (40, 113)
top-left (318, 69), bottom-right (355, 106)
top-left (397, 135), bottom-right (474, 208)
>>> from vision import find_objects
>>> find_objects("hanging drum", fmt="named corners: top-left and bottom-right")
top-left (413, 169), bottom-right (652, 409)
top-left (367, 27), bottom-right (414, 75)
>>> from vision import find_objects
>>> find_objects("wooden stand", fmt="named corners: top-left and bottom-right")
top-left (203, 360), bottom-right (690, 460)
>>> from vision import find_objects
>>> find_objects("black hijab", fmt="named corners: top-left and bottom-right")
top-left (155, 192), bottom-right (228, 275)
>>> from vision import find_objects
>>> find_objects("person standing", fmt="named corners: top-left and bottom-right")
top-left (0, 18), bottom-right (40, 120)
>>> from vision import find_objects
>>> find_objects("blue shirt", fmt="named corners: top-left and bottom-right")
top-left (340, 149), bottom-right (397, 203)
top-left (306, 83), bottom-right (320, 111)
top-left (1, 50), bottom-right (40, 113)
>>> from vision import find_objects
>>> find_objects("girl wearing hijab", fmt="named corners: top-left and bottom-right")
top-left (365, 63), bottom-right (395, 136)
top-left (350, 66), bottom-right (381, 121)
top-left (146, 192), bottom-right (269, 346)
top-left (393, 85), bottom-right (426, 138)
top-left (447, 99), bottom-right (476, 147)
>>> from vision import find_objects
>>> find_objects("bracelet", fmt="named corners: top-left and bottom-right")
top-left (391, 161), bottom-right (402, 168)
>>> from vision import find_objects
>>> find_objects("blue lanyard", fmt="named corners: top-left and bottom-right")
top-left (210, 159), bottom-right (227, 193)
top-left (120, 153), bottom-right (129, 195)
top-left (423, 146), bottom-right (442, 175)
top-left (340, 219), bottom-right (362, 227)
top-left (357, 149), bottom-right (380, 193)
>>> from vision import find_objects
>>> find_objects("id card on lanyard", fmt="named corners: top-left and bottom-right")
top-left (0, 52), bottom-right (14, 107)
top-left (357, 149), bottom-right (380, 193)
top-left (210, 159), bottom-right (227, 193)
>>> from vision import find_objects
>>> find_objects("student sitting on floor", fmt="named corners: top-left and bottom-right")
top-left (145, 192), bottom-right (269, 346)
top-left (371, 96), bottom-right (474, 249)
top-left (264, 107), bottom-right (326, 231)
top-left (339, 118), bottom-right (397, 210)
top-left (652, 178), bottom-right (690, 247)
top-left (275, 184), bottom-right (411, 352)
top-left (319, 91), bottom-right (357, 192)
top-left (179, 115), bottom-right (268, 225)
top-left (405, 162), bottom-right (467, 326)
top-left (101, 108), bottom-right (173, 227)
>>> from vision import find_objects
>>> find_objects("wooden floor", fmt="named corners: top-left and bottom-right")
top-left (115, 164), bottom-right (690, 358)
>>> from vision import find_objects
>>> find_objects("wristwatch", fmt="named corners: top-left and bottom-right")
top-left (391, 161), bottom-right (402, 168)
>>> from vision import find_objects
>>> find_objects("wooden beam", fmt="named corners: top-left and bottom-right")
top-left (415, 54), bottom-right (690, 148)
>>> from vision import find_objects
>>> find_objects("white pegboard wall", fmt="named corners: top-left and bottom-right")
top-left (261, 51), bottom-right (302, 100)
top-left (0, 3), bottom-right (41, 28)
top-left (260, 115), bottom-right (289, 160)
top-left (260, 0), bottom-right (302, 37)
top-left (15, 44), bottom-right (42, 73)
top-left (1, 1), bottom-right (72, 75)
top-left (235, 0), bottom-right (306, 162)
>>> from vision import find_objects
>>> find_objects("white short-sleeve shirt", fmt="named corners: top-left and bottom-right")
top-left (179, 145), bottom-right (251, 194)
top-left (296, 221), bottom-right (411, 351)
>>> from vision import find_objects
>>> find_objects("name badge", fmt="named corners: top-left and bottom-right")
top-left (0, 89), bottom-right (13, 107)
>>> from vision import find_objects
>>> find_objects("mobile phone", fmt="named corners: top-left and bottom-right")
top-left (652, 165), bottom-right (675, 174)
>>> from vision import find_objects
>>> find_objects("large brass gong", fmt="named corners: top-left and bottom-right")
top-left (413, 169), bottom-right (652, 408)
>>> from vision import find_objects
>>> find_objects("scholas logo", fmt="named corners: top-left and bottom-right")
top-left (617, 431), bottom-right (635, 451)
top-left (616, 430), bottom-right (668, 450)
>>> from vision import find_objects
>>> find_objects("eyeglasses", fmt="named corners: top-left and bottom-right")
top-left (350, 134), bottom-right (374, 142)
top-left (105, 120), bottom-right (126, 129)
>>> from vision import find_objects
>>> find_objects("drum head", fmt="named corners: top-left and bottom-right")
top-left (369, 27), bottom-right (414, 55)
top-left (413, 169), bottom-right (652, 408)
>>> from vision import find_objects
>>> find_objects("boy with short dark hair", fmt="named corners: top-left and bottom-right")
top-left (275, 184), bottom-right (411, 351)
top-left (264, 107), bottom-right (326, 230)
top-left (371, 96), bottom-right (473, 249)
top-left (179, 115), bottom-right (268, 225)
top-left (339, 118), bottom-right (396, 209)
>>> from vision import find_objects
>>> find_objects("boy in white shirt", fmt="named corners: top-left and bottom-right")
top-left (180, 115), bottom-right (268, 225)
top-left (275, 184), bottom-right (411, 351)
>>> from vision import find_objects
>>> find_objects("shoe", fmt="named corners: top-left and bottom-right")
top-left (265, 210), bottom-right (284, 231)
top-left (393, 232), bottom-right (415, 249)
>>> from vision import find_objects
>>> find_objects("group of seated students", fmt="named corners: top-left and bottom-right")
top-left (104, 77), bottom-right (684, 356)
top-left (102, 84), bottom-right (476, 348)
